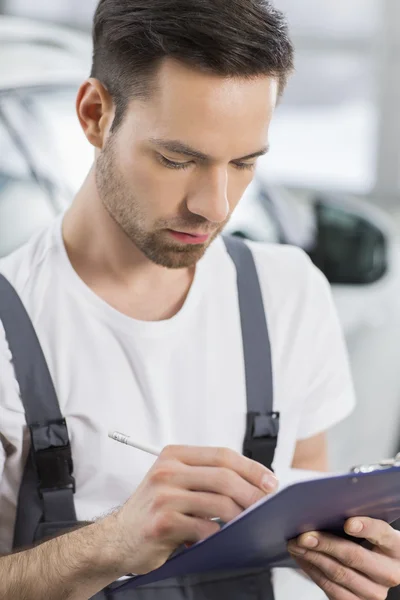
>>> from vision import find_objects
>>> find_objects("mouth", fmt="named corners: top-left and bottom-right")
top-left (167, 230), bottom-right (211, 245)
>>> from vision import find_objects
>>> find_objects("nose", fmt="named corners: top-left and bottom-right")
top-left (186, 167), bottom-right (230, 224)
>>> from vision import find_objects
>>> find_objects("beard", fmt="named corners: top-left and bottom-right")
top-left (96, 137), bottom-right (229, 269)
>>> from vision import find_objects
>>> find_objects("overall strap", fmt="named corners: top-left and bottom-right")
top-left (223, 237), bottom-right (279, 471)
top-left (0, 273), bottom-right (77, 549)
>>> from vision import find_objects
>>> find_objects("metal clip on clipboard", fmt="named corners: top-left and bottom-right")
top-left (351, 453), bottom-right (400, 474)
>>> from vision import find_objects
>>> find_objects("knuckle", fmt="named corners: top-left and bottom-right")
top-left (365, 519), bottom-right (392, 547)
top-left (384, 570), bottom-right (400, 589)
top-left (214, 447), bottom-right (235, 466)
top-left (369, 590), bottom-right (389, 600)
top-left (384, 527), bottom-right (400, 549)
top-left (320, 540), bottom-right (336, 556)
top-left (149, 460), bottom-right (177, 485)
top-left (217, 467), bottom-right (236, 492)
top-left (150, 510), bottom-right (177, 538)
top-left (330, 563), bottom-right (349, 586)
top-left (378, 529), bottom-right (393, 549)
top-left (341, 549), bottom-right (364, 571)
top-left (393, 529), bottom-right (400, 547)
top-left (318, 575), bottom-right (336, 597)
top-left (160, 445), bottom-right (178, 459)
top-left (150, 490), bottom-right (175, 513)
top-left (218, 496), bottom-right (240, 521)
top-left (247, 484), bottom-right (265, 506)
top-left (247, 459), bottom-right (268, 482)
top-left (194, 518), bottom-right (219, 541)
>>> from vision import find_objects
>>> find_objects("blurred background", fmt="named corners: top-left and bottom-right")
top-left (1, 0), bottom-right (400, 473)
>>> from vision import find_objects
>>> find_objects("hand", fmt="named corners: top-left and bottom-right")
top-left (288, 517), bottom-right (400, 599)
top-left (103, 445), bottom-right (278, 576)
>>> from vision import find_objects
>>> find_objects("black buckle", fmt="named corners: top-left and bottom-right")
top-left (35, 444), bottom-right (76, 494)
top-left (29, 419), bottom-right (76, 495)
top-left (243, 411), bottom-right (280, 470)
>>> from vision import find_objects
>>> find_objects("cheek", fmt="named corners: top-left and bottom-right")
top-left (122, 153), bottom-right (190, 215)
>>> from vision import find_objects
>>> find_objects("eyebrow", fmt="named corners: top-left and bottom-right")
top-left (149, 138), bottom-right (270, 162)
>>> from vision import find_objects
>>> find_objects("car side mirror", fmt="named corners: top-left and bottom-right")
top-left (308, 200), bottom-right (388, 285)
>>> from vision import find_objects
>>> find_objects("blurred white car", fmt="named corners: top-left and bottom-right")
top-left (1, 17), bottom-right (400, 472)
top-left (0, 16), bottom-right (93, 255)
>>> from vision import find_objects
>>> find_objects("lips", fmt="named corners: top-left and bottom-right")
top-left (168, 230), bottom-right (211, 245)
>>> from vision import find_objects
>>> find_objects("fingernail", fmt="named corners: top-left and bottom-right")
top-left (262, 473), bottom-right (278, 492)
top-left (300, 535), bottom-right (319, 549)
top-left (288, 543), bottom-right (306, 556)
top-left (348, 519), bottom-right (363, 534)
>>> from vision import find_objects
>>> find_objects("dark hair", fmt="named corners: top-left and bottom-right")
top-left (91, 0), bottom-right (294, 130)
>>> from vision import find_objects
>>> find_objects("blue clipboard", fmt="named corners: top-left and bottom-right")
top-left (114, 466), bottom-right (400, 592)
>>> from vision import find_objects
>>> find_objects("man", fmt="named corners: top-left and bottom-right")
top-left (0, 1), bottom-right (399, 599)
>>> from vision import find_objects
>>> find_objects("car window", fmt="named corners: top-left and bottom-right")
top-left (0, 105), bottom-right (58, 257)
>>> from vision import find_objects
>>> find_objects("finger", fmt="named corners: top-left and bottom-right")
top-left (345, 517), bottom-right (400, 559)
top-left (294, 557), bottom-right (361, 600)
top-left (289, 531), bottom-right (399, 588)
top-left (181, 514), bottom-right (221, 544)
top-left (160, 445), bottom-right (278, 492)
top-left (289, 547), bottom-right (388, 600)
top-left (151, 488), bottom-right (243, 523)
top-left (183, 465), bottom-right (271, 508)
top-left (150, 460), bottom-right (273, 509)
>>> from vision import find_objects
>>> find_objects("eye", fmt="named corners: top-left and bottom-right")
top-left (158, 154), bottom-right (193, 170)
top-left (232, 162), bottom-right (257, 171)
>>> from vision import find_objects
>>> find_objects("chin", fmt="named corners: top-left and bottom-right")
top-left (144, 242), bottom-right (210, 269)
top-left (131, 227), bottom-right (222, 269)
top-left (154, 248), bottom-right (208, 269)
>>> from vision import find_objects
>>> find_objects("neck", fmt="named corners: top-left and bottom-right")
top-left (62, 169), bottom-right (195, 321)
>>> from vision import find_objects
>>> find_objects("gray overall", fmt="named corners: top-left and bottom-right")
top-left (0, 236), bottom-right (279, 599)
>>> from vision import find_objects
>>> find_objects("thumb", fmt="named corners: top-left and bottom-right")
top-left (344, 517), bottom-right (400, 558)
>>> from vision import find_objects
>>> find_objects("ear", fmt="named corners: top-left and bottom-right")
top-left (76, 78), bottom-right (115, 149)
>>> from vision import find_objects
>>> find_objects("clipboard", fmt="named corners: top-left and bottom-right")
top-left (113, 465), bottom-right (400, 592)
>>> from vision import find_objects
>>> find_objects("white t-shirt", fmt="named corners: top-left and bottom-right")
top-left (0, 217), bottom-right (355, 598)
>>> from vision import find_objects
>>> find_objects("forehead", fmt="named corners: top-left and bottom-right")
top-left (124, 59), bottom-right (278, 157)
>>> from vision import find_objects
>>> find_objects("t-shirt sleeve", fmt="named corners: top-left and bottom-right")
top-left (248, 242), bottom-right (356, 446)
top-left (295, 262), bottom-right (356, 440)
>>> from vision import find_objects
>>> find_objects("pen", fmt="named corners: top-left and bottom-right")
top-left (108, 430), bottom-right (224, 529)
top-left (108, 430), bottom-right (160, 456)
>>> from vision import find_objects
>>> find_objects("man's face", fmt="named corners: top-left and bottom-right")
top-left (96, 59), bottom-right (278, 269)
